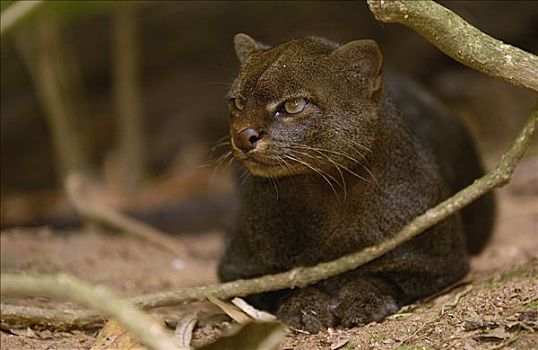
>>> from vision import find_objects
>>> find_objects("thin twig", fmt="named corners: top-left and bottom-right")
top-left (0, 274), bottom-right (184, 350)
top-left (367, 0), bottom-right (538, 92)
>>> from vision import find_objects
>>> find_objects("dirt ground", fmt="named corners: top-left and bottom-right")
top-left (1, 155), bottom-right (537, 350)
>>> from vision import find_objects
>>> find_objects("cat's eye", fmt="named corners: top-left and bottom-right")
top-left (233, 97), bottom-right (245, 111)
top-left (283, 98), bottom-right (307, 114)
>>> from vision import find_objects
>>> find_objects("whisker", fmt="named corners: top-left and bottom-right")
top-left (238, 169), bottom-right (250, 187)
top-left (289, 144), bottom-right (363, 164)
top-left (289, 149), bottom-right (347, 199)
top-left (340, 140), bottom-right (379, 186)
top-left (207, 135), bottom-right (231, 151)
top-left (275, 155), bottom-right (301, 189)
top-left (315, 151), bottom-right (370, 184)
top-left (285, 153), bottom-right (340, 200)
top-left (289, 144), bottom-right (372, 184)
top-left (267, 175), bottom-right (280, 200)
top-left (199, 150), bottom-right (233, 168)
top-left (276, 155), bottom-right (295, 176)
top-left (208, 141), bottom-right (230, 153)
top-left (206, 151), bottom-right (234, 183)
top-left (226, 154), bottom-right (236, 166)
top-left (347, 138), bottom-right (373, 154)
top-left (270, 156), bottom-right (283, 200)
top-left (213, 135), bottom-right (231, 144)
top-left (314, 153), bottom-right (347, 200)
top-left (360, 162), bottom-right (379, 186)
top-left (287, 150), bottom-right (340, 184)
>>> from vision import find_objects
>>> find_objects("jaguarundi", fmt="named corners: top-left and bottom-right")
top-left (218, 33), bottom-right (495, 333)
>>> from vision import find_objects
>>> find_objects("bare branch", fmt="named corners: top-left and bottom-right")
top-left (367, 0), bottom-right (538, 92)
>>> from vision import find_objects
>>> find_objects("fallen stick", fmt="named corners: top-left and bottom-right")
top-left (1, 274), bottom-right (184, 350)
top-left (65, 173), bottom-right (186, 258)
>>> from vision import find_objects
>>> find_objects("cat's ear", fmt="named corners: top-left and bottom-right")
top-left (331, 40), bottom-right (383, 78)
top-left (234, 33), bottom-right (268, 64)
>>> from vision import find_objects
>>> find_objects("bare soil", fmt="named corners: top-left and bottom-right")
top-left (1, 156), bottom-right (537, 349)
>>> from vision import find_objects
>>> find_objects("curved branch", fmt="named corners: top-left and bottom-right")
top-left (367, 0), bottom-right (538, 92)
top-left (1, 274), bottom-right (183, 350)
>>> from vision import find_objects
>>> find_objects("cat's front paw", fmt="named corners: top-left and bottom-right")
top-left (276, 287), bottom-right (337, 333)
top-left (329, 279), bottom-right (400, 327)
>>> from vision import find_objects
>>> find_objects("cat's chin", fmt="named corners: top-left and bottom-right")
top-left (241, 159), bottom-right (300, 179)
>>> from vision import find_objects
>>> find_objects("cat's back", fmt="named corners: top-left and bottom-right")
top-left (385, 73), bottom-right (495, 254)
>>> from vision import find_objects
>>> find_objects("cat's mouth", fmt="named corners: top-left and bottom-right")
top-left (230, 137), bottom-right (306, 177)
top-left (238, 153), bottom-right (279, 167)
top-left (235, 151), bottom-right (295, 178)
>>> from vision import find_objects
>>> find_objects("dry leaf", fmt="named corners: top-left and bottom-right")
top-left (11, 328), bottom-right (38, 339)
top-left (206, 295), bottom-right (252, 324)
top-left (476, 327), bottom-right (511, 340)
top-left (91, 319), bottom-right (144, 350)
top-left (231, 298), bottom-right (277, 322)
top-left (175, 314), bottom-right (197, 349)
top-left (386, 312), bottom-right (413, 320)
top-left (330, 337), bottom-right (350, 350)
top-left (462, 320), bottom-right (499, 331)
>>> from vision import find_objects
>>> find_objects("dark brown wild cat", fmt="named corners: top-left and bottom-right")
top-left (218, 34), bottom-right (495, 333)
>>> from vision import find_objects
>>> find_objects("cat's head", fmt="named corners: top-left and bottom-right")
top-left (228, 34), bottom-right (383, 178)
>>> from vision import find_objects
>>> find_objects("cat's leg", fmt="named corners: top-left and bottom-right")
top-left (275, 276), bottom-right (400, 332)
top-left (276, 287), bottom-right (337, 333)
top-left (327, 276), bottom-right (401, 327)
top-left (274, 261), bottom-right (467, 330)
top-left (329, 246), bottom-right (469, 326)
top-left (327, 217), bottom-right (470, 327)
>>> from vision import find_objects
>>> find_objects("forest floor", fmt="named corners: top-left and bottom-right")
top-left (1, 156), bottom-right (537, 350)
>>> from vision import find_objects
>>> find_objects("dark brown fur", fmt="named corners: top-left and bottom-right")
top-left (218, 34), bottom-right (495, 332)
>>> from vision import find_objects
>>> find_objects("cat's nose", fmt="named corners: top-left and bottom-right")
top-left (234, 128), bottom-right (263, 152)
